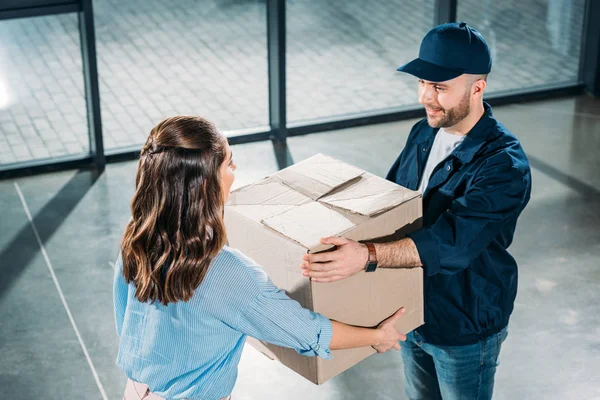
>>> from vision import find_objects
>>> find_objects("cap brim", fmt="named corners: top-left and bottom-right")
top-left (397, 58), bottom-right (463, 83)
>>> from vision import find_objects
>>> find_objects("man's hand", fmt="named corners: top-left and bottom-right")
top-left (300, 236), bottom-right (369, 282)
top-left (373, 308), bottom-right (407, 353)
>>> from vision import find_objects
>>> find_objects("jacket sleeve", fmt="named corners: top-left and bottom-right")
top-left (209, 249), bottom-right (333, 359)
top-left (235, 283), bottom-right (333, 359)
top-left (407, 159), bottom-right (531, 276)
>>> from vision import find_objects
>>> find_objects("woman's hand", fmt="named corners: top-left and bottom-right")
top-left (373, 308), bottom-right (407, 353)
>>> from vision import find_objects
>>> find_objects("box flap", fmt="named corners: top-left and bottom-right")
top-left (272, 154), bottom-right (364, 200)
top-left (320, 173), bottom-right (421, 216)
top-left (227, 205), bottom-right (298, 224)
top-left (261, 202), bottom-right (355, 249)
top-left (228, 177), bottom-right (311, 206)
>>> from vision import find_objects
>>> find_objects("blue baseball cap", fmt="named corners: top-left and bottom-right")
top-left (397, 22), bottom-right (492, 83)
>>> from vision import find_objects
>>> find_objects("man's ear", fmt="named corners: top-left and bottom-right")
top-left (473, 79), bottom-right (487, 97)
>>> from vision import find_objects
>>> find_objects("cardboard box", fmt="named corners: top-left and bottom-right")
top-left (225, 153), bottom-right (424, 384)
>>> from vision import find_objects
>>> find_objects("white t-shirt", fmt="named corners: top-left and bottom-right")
top-left (418, 128), bottom-right (466, 193)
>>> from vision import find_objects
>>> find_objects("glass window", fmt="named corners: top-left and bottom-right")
top-left (286, 0), bottom-right (435, 124)
top-left (457, 0), bottom-right (586, 94)
top-left (0, 14), bottom-right (88, 167)
top-left (94, 0), bottom-right (269, 150)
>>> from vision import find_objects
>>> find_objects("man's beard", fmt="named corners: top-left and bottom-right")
top-left (427, 91), bottom-right (471, 128)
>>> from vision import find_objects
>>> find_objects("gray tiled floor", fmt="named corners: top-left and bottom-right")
top-left (0, 0), bottom-right (586, 166)
top-left (0, 95), bottom-right (599, 399)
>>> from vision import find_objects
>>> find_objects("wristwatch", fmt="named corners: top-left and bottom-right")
top-left (364, 242), bottom-right (378, 272)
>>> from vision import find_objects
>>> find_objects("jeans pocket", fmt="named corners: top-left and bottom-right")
top-left (495, 327), bottom-right (509, 366)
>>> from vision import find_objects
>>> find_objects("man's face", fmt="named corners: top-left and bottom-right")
top-left (418, 75), bottom-right (473, 129)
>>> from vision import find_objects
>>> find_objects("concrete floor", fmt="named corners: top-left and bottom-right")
top-left (0, 95), bottom-right (599, 399)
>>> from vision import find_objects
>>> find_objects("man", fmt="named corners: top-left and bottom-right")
top-left (300, 22), bottom-right (532, 400)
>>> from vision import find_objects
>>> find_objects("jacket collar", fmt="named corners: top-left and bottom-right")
top-left (411, 102), bottom-right (497, 163)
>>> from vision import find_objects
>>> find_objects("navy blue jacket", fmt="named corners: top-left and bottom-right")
top-left (387, 103), bottom-right (531, 345)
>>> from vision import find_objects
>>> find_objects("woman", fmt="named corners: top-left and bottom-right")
top-left (114, 116), bottom-right (406, 400)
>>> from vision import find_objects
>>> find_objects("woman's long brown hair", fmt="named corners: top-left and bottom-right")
top-left (120, 116), bottom-right (227, 305)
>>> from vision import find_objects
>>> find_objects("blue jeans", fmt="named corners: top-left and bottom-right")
top-left (401, 327), bottom-right (509, 400)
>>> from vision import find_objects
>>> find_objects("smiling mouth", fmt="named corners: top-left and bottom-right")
top-left (426, 107), bottom-right (443, 115)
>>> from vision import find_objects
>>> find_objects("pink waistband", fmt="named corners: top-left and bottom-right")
top-left (123, 379), bottom-right (231, 400)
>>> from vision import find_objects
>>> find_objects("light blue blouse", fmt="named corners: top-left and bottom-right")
top-left (114, 246), bottom-right (332, 399)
